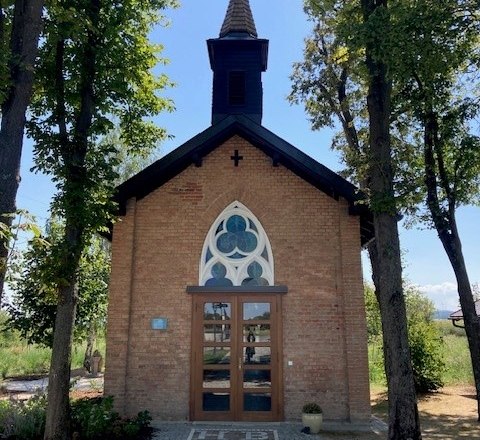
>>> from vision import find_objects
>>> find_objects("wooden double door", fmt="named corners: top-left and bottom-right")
top-left (191, 294), bottom-right (283, 421)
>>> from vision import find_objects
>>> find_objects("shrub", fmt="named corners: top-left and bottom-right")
top-left (405, 287), bottom-right (445, 392)
top-left (71, 396), bottom-right (152, 439)
top-left (365, 284), bottom-right (445, 392)
top-left (0, 394), bottom-right (46, 440)
top-left (409, 321), bottom-right (444, 392)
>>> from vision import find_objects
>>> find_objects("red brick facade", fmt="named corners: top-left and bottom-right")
top-left (105, 135), bottom-right (371, 423)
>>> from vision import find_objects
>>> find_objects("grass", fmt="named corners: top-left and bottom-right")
top-left (369, 320), bottom-right (474, 387)
top-left (441, 334), bottom-right (473, 385)
top-left (0, 344), bottom-right (51, 379)
top-left (368, 338), bottom-right (386, 385)
top-left (0, 337), bottom-right (106, 380)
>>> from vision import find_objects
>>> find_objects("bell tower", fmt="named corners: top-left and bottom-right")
top-left (207, 0), bottom-right (269, 125)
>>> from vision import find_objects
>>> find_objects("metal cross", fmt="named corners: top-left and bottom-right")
top-left (230, 149), bottom-right (244, 166)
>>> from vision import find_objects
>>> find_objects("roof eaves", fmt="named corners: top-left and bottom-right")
top-left (449, 300), bottom-right (480, 320)
top-left (113, 114), bottom-right (374, 243)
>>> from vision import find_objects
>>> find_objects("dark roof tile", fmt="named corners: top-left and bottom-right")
top-left (220, 0), bottom-right (257, 38)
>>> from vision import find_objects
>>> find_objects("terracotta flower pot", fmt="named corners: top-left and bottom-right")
top-left (302, 412), bottom-right (323, 434)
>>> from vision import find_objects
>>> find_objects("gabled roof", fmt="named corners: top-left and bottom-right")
top-left (449, 300), bottom-right (480, 320)
top-left (114, 115), bottom-right (374, 245)
top-left (220, 0), bottom-right (257, 38)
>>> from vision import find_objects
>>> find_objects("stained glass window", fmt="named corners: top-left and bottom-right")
top-left (199, 201), bottom-right (274, 286)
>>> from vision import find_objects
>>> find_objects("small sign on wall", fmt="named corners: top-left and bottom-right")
top-left (151, 318), bottom-right (168, 330)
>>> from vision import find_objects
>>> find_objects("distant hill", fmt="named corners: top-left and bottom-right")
top-left (434, 310), bottom-right (454, 320)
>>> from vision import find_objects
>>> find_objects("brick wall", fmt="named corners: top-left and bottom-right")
top-left (105, 135), bottom-right (370, 422)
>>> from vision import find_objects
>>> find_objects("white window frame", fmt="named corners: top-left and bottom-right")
top-left (199, 201), bottom-right (274, 286)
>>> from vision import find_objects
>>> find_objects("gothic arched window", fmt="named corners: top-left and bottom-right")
top-left (199, 201), bottom-right (274, 286)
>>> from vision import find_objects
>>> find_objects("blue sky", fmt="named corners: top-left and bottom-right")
top-left (16, 0), bottom-right (479, 310)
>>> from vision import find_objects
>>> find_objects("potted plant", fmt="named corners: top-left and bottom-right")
top-left (301, 402), bottom-right (323, 434)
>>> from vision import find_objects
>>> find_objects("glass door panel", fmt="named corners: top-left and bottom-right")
top-left (239, 299), bottom-right (275, 418)
top-left (203, 393), bottom-right (230, 411)
top-left (243, 369), bottom-right (271, 388)
top-left (204, 302), bottom-right (232, 320)
top-left (192, 294), bottom-right (281, 421)
top-left (203, 347), bottom-right (231, 365)
top-left (204, 324), bottom-right (232, 343)
top-left (243, 346), bottom-right (271, 365)
top-left (243, 302), bottom-right (271, 320)
top-left (243, 393), bottom-right (272, 412)
top-left (243, 324), bottom-right (270, 342)
top-left (203, 369), bottom-right (230, 388)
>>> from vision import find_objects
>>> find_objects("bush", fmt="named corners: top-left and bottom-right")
top-left (0, 395), bottom-right (46, 440)
top-left (71, 396), bottom-right (152, 439)
top-left (409, 321), bottom-right (444, 392)
top-left (365, 284), bottom-right (445, 392)
top-left (0, 395), bottom-right (151, 440)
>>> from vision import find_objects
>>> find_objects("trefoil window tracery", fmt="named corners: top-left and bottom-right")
top-left (199, 201), bottom-right (274, 287)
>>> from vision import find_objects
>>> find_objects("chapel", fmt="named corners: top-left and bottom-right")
top-left (105, 0), bottom-right (373, 424)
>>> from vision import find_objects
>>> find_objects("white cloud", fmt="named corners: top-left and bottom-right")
top-left (417, 282), bottom-right (459, 311)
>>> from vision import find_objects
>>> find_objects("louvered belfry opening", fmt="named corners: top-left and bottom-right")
top-left (228, 71), bottom-right (246, 106)
top-left (208, 0), bottom-right (269, 125)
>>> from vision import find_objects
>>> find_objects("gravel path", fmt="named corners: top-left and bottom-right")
top-left (1, 374), bottom-right (104, 400)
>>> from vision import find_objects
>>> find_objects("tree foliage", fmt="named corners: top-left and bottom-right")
top-left (291, 0), bottom-right (480, 425)
top-left (28, 0), bottom-right (176, 240)
top-left (6, 221), bottom-right (110, 348)
top-left (24, 1), bottom-right (177, 438)
top-left (290, 0), bottom-right (480, 220)
top-left (0, 0), bottom-right (44, 302)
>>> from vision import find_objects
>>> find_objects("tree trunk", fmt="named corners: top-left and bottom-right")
top-left (361, 1), bottom-right (421, 438)
top-left (424, 110), bottom-right (480, 421)
top-left (443, 224), bottom-right (480, 420)
top-left (43, 279), bottom-right (79, 440)
top-left (0, 0), bottom-right (44, 303)
top-left (373, 211), bottom-right (421, 439)
top-left (43, 0), bottom-right (100, 437)
top-left (83, 322), bottom-right (96, 373)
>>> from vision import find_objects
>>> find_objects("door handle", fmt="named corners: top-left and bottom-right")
top-left (239, 357), bottom-right (242, 370)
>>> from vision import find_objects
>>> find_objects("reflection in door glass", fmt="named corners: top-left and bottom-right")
top-left (204, 324), bottom-right (231, 342)
top-left (243, 370), bottom-right (271, 388)
top-left (243, 346), bottom-right (271, 365)
top-left (243, 325), bottom-right (270, 342)
top-left (243, 393), bottom-right (272, 411)
top-left (203, 369), bottom-right (230, 388)
top-left (203, 347), bottom-right (231, 365)
top-left (204, 302), bottom-right (231, 320)
top-left (243, 303), bottom-right (270, 320)
top-left (203, 392), bottom-right (230, 411)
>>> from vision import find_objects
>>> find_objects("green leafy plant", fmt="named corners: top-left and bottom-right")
top-left (71, 396), bottom-right (152, 439)
top-left (409, 321), bottom-right (444, 393)
top-left (302, 402), bottom-right (323, 414)
top-left (365, 284), bottom-right (445, 392)
top-left (0, 394), bottom-right (47, 440)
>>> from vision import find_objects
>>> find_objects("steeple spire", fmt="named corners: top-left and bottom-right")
top-left (220, 0), bottom-right (257, 38)
top-left (208, 0), bottom-right (269, 125)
